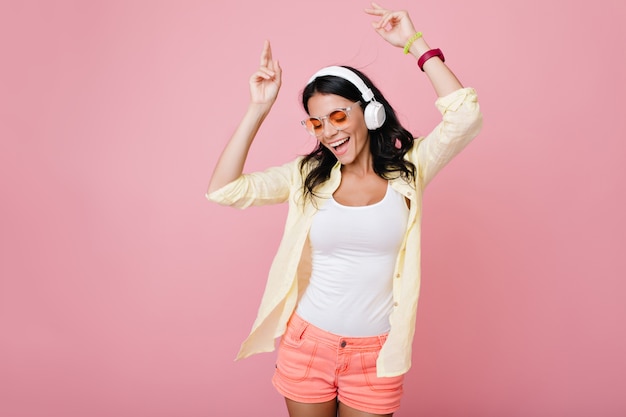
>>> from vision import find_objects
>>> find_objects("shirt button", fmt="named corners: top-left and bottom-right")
top-left (394, 302), bottom-right (399, 307)
top-left (395, 273), bottom-right (401, 278)
top-left (407, 191), bottom-right (412, 196)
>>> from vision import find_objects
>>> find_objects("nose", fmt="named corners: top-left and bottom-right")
top-left (321, 117), bottom-right (338, 138)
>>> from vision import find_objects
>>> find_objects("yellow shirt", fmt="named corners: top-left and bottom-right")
top-left (207, 87), bottom-right (482, 377)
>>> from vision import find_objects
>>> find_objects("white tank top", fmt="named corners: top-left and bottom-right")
top-left (296, 183), bottom-right (409, 336)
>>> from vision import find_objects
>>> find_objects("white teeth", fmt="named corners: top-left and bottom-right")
top-left (330, 138), bottom-right (349, 148)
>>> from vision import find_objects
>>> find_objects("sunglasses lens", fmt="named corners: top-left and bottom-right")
top-left (304, 118), bottom-right (323, 135)
top-left (329, 110), bottom-right (349, 129)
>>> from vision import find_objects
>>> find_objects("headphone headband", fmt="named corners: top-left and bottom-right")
top-left (306, 65), bottom-right (386, 130)
top-left (307, 66), bottom-right (375, 103)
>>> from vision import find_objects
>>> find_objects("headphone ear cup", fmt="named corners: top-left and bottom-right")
top-left (364, 101), bottom-right (386, 130)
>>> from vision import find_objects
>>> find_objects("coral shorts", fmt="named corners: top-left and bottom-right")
top-left (272, 313), bottom-right (404, 415)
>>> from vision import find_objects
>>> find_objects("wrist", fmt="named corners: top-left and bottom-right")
top-left (247, 101), bottom-right (273, 119)
top-left (417, 48), bottom-right (445, 72)
top-left (402, 31), bottom-right (422, 54)
top-left (249, 99), bottom-right (273, 110)
top-left (408, 37), bottom-right (431, 58)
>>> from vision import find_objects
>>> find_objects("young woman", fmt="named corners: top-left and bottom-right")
top-left (207, 3), bottom-right (482, 416)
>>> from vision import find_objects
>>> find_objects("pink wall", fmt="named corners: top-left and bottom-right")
top-left (1, 1), bottom-right (625, 416)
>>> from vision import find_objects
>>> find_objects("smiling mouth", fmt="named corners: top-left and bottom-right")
top-left (330, 137), bottom-right (349, 148)
top-left (328, 137), bottom-right (350, 156)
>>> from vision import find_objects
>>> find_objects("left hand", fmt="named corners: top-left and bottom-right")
top-left (364, 2), bottom-right (417, 49)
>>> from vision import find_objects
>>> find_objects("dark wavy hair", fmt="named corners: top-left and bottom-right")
top-left (299, 66), bottom-right (416, 203)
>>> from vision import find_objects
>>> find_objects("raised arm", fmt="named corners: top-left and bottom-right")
top-left (364, 2), bottom-right (462, 97)
top-left (207, 40), bottom-right (282, 194)
top-left (366, 3), bottom-right (482, 186)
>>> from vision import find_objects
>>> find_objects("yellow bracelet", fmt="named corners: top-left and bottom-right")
top-left (403, 32), bottom-right (423, 54)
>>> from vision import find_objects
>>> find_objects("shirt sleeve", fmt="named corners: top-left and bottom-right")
top-left (205, 158), bottom-right (302, 209)
top-left (409, 87), bottom-right (483, 187)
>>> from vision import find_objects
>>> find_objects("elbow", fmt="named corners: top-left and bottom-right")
top-left (207, 178), bottom-right (226, 196)
top-left (460, 92), bottom-right (483, 140)
top-left (469, 108), bottom-right (483, 139)
top-left (205, 189), bottom-right (219, 203)
top-left (204, 178), bottom-right (251, 209)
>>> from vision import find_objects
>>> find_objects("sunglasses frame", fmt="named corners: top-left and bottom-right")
top-left (301, 101), bottom-right (361, 137)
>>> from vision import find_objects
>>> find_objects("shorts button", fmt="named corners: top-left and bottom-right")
top-left (340, 340), bottom-right (347, 348)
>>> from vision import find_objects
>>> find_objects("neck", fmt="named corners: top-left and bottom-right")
top-left (341, 153), bottom-right (375, 177)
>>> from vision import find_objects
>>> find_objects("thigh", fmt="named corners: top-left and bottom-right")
top-left (285, 397), bottom-right (337, 417)
top-left (338, 401), bottom-right (393, 417)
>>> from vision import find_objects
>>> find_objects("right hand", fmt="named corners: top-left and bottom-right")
top-left (249, 40), bottom-right (282, 106)
top-left (365, 2), bottom-right (417, 49)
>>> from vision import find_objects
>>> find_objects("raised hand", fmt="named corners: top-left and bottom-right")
top-left (207, 41), bottom-right (283, 194)
top-left (364, 2), bottom-right (417, 49)
top-left (249, 40), bottom-right (282, 106)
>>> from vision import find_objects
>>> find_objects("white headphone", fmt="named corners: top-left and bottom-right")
top-left (307, 66), bottom-right (386, 130)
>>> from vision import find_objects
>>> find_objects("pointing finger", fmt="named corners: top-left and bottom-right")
top-left (260, 40), bottom-right (272, 67)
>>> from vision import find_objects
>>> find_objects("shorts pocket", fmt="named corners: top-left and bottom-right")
top-left (275, 329), bottom-right (318, 383)
top-left (360, 350), bottom-right (405, 393)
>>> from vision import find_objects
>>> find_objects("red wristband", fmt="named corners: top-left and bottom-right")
top-left (417, 48), bottom-right (445, 72)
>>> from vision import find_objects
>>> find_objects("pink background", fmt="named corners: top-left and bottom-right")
top-left (1, 1), bottom-right (625, 416)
